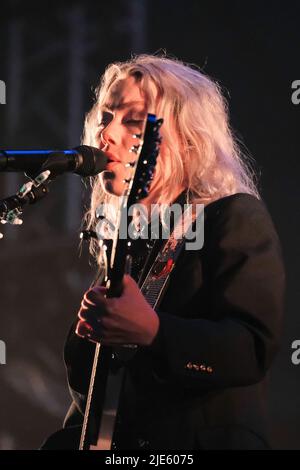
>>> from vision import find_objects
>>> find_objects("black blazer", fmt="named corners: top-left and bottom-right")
top-left (63, 193), bottom-right (286, 450)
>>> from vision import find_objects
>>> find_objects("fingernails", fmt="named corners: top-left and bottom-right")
top-left (76, 321), bottom-right (93, 338)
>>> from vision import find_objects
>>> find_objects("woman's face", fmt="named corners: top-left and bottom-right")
top-left (96, 75), bottom-right (152, 197)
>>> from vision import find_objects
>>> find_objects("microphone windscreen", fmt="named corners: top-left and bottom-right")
top-left (74, 145), bottom-right (108, 176)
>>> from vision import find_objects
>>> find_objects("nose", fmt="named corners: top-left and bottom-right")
top-left (101, 119), bottom-right (121, 147)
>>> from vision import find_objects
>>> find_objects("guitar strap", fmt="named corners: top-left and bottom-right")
top-left (139, 203), bottom-right (201, 308)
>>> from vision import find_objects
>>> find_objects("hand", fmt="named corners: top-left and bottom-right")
top-left (76, 274), bottom-right (160, 346)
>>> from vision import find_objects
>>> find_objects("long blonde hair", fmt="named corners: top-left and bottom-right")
top-left (82, 54), bottom-right (260, 262)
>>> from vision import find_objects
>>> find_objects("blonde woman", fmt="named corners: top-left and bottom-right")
top-left (61, 55), bottom-right (285, 450)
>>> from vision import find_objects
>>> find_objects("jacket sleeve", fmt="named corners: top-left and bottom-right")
top-left (145, 194), bottom-right (286, 390)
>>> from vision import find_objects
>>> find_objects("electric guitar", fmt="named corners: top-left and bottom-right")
top-left (41, 113), bottom-right (163, 450)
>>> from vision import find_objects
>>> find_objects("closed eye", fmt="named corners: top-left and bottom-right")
top-left (98, 111), bottom-right (113, 128)
top-left (125, 119), bottom-right (144, 126)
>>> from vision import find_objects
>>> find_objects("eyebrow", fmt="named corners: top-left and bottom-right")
top-left (101, 100), bottom-right (145, 112)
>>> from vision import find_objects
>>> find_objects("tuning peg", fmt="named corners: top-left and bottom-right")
top-left (125, 161), bottom-right (136, 168)
top-left (137, 187), bottom-right (148, 199)
top-left (129, 145), bottom-right (141, 154)
top-left (154, 118), bottom-right (163, 129)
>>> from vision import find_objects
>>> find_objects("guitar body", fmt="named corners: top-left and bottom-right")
top-left (41, 426), bottom-right (81, 450)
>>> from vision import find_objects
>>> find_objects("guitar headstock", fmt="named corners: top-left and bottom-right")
top-left (125, 113), bottom-right (163, 206)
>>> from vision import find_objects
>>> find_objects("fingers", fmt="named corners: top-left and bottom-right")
top-left (122, 274), bottom-right (139, 295)
top-left (75, 318), bottom-right (118, 344)
top-left (76, 320), bottom-right (94, 339)
top-left (75, 278), bottom-right (140, 344)
top-left (76, 316), bottom-right (104, 342)
top-left (83, 286), bottom-right (107, 307)
top-left (122, 274), bottom-right (134, 287)
top-left (77, 298), bottom-right (106, 338)
top-left (78, 305), bottom-right (101, 326)
top-left (79, 286), bottom-right (108, 319)
top-left (76, 286), bottom-right (108, 342)
top-left (75, 318), bottom-right (134, 346)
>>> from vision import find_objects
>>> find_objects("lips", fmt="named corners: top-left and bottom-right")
top-left (106, 161), bottom-right (120, 171)
top-left (105, 152), bottom-right (121, 163)
top-left (104, 155), bottom-right (121, 178)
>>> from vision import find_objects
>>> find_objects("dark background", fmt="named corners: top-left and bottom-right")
top-left (0, 0), bottom-right (299, 450)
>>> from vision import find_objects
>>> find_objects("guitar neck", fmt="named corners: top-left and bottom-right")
top-left (79, 113), bottom-right (163, 450)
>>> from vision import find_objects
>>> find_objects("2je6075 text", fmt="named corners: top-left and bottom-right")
top-left (105, 454), bottom-right (194, 466)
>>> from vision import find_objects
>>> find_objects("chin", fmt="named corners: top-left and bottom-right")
top-left (100, 170), bottom-right (122, 197)
top-left (102, 179), bottom-right (123, 197)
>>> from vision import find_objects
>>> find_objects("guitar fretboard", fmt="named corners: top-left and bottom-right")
top-left (141, 274), bottom-right (169, 308)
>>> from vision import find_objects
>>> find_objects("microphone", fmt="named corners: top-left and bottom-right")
top-left (0, 145), bottom-right (108, 177)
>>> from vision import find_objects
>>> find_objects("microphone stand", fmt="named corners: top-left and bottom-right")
top-left (0, 170), bottom-right (51, 239)
top-left (0, 146), bottom-right (108, 238)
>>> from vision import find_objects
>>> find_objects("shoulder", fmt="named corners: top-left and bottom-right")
top-left (203, 192), bottom-right (282, 255)
top-left (204, 192), bottom-right (276, 234)
top-left (205, 192), bottom-right (268, 220)
top-left (200, 193), bottom-right (286, 300)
